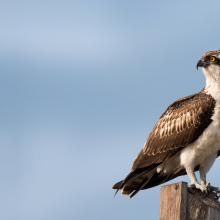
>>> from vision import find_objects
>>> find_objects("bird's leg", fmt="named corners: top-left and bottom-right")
top-left (199, 167), bottom-right (209, 191)
top-left (200, 167), bottom-right (220, 194)
top-left (186, 167), bottom-right (206, 192)
top-left (199, 167), bottom-right (220, 202)
top-left (199, 167), bottom-right (220, 199)
top-left (186, 167), bottom-right (198, 186)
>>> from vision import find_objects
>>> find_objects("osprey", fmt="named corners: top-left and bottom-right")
top-left (113, 49), bottom-right (220, 198)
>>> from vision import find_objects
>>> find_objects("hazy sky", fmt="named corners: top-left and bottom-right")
top-left (2, 1), bottom-right (220, 219)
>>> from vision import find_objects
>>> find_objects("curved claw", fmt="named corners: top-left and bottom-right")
top-left (189, 182), bottom-right (208, 193)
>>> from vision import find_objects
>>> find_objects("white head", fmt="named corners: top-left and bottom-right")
top-left (197, 50), bottom-right (220, 98)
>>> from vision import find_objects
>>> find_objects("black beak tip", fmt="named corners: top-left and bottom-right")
top-left (196, 59), bottom-right (210, 70)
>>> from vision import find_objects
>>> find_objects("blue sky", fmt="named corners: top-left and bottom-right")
top-left (2, 1), bottom-right (220, 219)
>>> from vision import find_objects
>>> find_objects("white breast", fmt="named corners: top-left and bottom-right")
top-left (180, 100), bottom-right (220, 170)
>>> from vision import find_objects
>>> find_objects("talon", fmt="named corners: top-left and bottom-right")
top-left (200, 181), bottom-right (209, 193)
top-left (188, 183), bottom-right (206, 193)
top-left (194, 182), bottom-right (208, 193)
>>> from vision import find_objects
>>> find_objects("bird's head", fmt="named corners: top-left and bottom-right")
top-left (197, 50), bottom-right (220, 69)
top-left (196, 50), bottom-right (220, 74)
top-left (197, 50), bottom-right (220, 97)
top-left (197, 50), bottom-right (220, 82)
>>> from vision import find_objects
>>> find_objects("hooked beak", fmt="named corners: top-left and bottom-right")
top-left (196, 59), bottom-right (210, 70)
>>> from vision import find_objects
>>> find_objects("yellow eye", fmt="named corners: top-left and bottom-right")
top-left (210, 56), bottom-right (216, 62)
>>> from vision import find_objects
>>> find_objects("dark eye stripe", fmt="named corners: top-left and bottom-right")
top-left (215, 57), bottom-right (220, 65)
top-left (206, 56), bottom-right (220, 65)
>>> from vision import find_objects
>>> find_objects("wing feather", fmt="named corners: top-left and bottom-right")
top-left (132, 92), bottom-right (215, 170)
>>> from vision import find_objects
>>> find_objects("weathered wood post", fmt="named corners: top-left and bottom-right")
top-left (160, 182), bottom-right (220, 220)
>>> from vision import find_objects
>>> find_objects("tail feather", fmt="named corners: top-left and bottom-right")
top-left (113, 164), bottom-right (183, 197)
top-left (112, 180), bottom-right (124, 190)
top-left (129, 169), bottom-right (156, 198)
top-left (113, 151), bottom-right (189, 197)
top-left (112, 167), bottom-right (150, 190)
top-left (113, 165), bottom-right (159, 196)
top-left (122, 170), bottom-right (153, 193)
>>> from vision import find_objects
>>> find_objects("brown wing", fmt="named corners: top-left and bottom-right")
top-left (132, 92), bottom-right (215, 170)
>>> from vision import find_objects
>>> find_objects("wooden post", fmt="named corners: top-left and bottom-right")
top-left (159, 182), bottom-right (220, 220)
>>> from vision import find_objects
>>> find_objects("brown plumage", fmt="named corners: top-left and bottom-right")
top-left (113, 91), bottom-right (216, 197)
